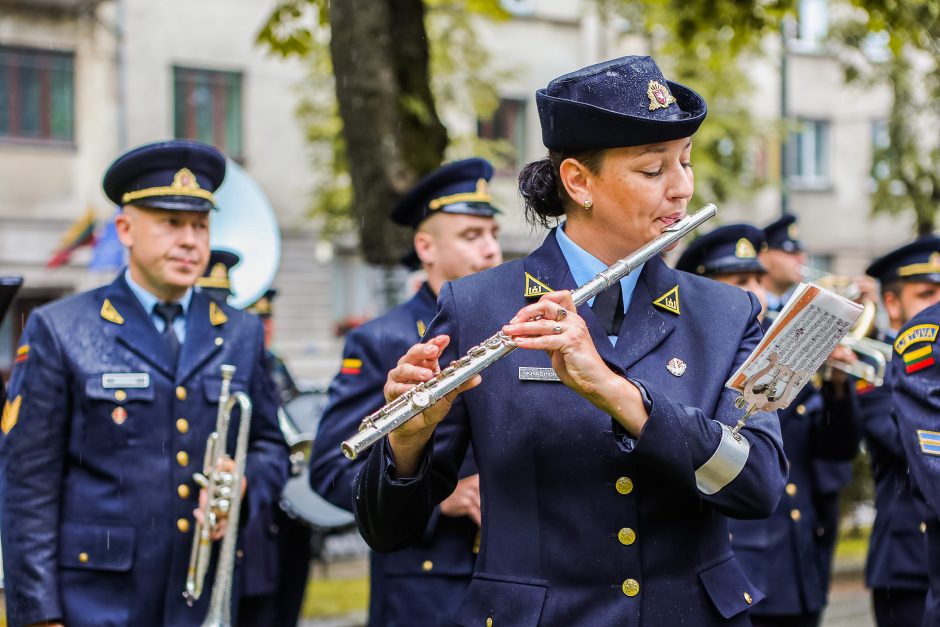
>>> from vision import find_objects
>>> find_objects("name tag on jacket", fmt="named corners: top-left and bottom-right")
top-left (102, 373), bottom-right (151, 389)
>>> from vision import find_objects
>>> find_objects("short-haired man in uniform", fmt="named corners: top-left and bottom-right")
top-left (310, 158), bottom-right (502, 626)
top-left (197, 248), bottom-right (241, 305)
top-left (861, 238), bottom-right (940, 626)
top-left (0, 140), bottom-right (289, 627)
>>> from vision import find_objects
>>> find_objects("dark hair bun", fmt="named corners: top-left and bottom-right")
top-left (518, 158), bottom-right (565, 228)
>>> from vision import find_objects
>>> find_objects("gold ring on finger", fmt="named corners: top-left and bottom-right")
top-left (553, 324), bottom-right (564, 335)
top-left (555, 308), bottom-right (567, 321)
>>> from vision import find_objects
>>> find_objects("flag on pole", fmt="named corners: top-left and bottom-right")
top-left (46, 208), bottom-right (97, 268)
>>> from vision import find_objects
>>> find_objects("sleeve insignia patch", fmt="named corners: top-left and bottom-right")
top-left (524, 273), bottom-right (553, 298)
top-left (341, 358), bottom-right (362, 375)
top-left (209, 301), bottom-right (228, 326)
top-left (2, 395), bottom-right (22, 435)
top-left (416, 319), bottom-right (427, 339)
top-left (653, 285), bottom-right (680, 315)
top-left (917, 430), bottom-right (940, 456)
top-left (15, 344), bottom-right (29, 364)
top-left (100, 298), bottom-right (125, 325)
top-left (855, 379), bottom-right (875, 395)
top-left (902, 344), bottom-right (935, 374)
top-left (894, 323), bottom-right (938, 355)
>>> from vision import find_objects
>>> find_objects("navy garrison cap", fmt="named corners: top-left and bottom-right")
top-left (763, 214), bottom-right (803, 253)
top-left (866, 237), bottom-right (940, 285)
top-left (391, 158), bottom-right (501, 229)
top-left (536, 55), bottom-right (707, 152)
top-left (103, 140), bottom-right (226, 212)
top-left (197, 249), bottom-right (241, 293)
top-left (676, 224), bottom-right (767, 277)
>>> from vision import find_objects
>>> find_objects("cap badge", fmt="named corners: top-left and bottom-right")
top-left (429, 179), bottom-right (492, 210)
top-left (735, 238), bottom-right (757, 259)
top-left (788, 223), bottom-right (799, 240)
top-left (653, 285), bottom-right (681, 315)
top-left (647, 80), bottom-right (677, 111)
top-left (524, 272), bottom-right (553, 298)
top-left (666, 358), bottom-right (687, 377)
top-left (172, 168), bottom-right (200, 191)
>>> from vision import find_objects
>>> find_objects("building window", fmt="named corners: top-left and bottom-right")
top-left (173, 66), bottom-right (243, 158)
top-left (0, 46), bottom-right (74, 143)
top-left (786, 119), bottom-right (830, 188)
top-left (795, 0), bottom-right (829, 47)
top-left (871, 119), bottom-right (890, 182)
top-left (477, 98), bottom-right (526, 168)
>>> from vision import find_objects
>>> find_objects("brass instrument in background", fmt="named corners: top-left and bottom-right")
top-left (183, 364), bottom-right (252, 627)
top-left (802, 268), bottom-right (891, 386)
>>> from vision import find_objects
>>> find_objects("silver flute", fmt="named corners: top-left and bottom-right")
top-left (341, 203), bottom-right (718, 460)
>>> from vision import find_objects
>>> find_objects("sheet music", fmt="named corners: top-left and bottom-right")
top-left (726, 283), bottom-right (864, 411)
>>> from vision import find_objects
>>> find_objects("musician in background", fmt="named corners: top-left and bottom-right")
top-left (357, 56), bottom-right (786, 625)
top-left (196, 248), bottom-right (241, 305)
top-left (860, 239), bottom-right (940, 626)
top-left (310, 158), bottom-right (502, 626)
top-left (678, 224), bottom-right (861, 627)
top-left (761, 213), bottom-right (856, 600)
top-left (0, 140), bottom-right (288, 627)
top-left (238, 288), bottom-right (310, 627)
top-left (891, 289), bottom-right (940, 627)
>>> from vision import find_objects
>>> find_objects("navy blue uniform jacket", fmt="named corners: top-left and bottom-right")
top-left (729, 378), bottom-right (859, 616)
top-left (311, 283), bottom-right (479, 626)
top-left (890, 302), bottom-right (940, 625)
top-left (0, 274), bottom-right (289, 627)
top-left (860, 363), bottom-right (928, 592)
top-left (354, 234), bottom-right (787, 626)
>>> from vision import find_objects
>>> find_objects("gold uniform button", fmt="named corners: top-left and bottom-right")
top-left (176, 386), bottom-right (187, 401)
top-left (618, 528), bottom-right (636, 546)
top-left (178, 484), bottom-right (191, 499)
top-left (790, 509), bottom-right (801, 522)
top-left (421, 560), bottom-right (433, 572)
top-left (215, 337), bottom-right (224, 346)
top-left (744, 591), bottom-right (753, 605)
top-left (114, 389), bottom-right (127, 402)
top-left (237, 549), bottom-right (244, 558)
top-left (176, 451), bottom-right (189, 467)
top-left (785, 483), bottom-right (797, 496)
top-left (176, 418), bottom-right (189, 434)
top-left (78, 552), bottom-right (89, 563)
top-left (922, 522), bottom-right (928, 533)
top-left (177, 518), bottom-right (190, 533)
top-left (615, 477), bottom-right (634, 495)
top-left (622, 578), bottom-right (640, 597)
top-left (796, 404), bottom-right (806, 415)
top-left (486, 619), bottom-right (494, 627)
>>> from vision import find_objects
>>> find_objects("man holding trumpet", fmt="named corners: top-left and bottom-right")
top-left (0, 140), bottom-right (288, 627)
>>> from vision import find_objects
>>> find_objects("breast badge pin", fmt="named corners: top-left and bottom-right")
top-left (111, 406), bottom-right (128, 425)
top-left (666, 358), bottom-right (687, 377)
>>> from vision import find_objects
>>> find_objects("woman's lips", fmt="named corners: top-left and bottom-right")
top-left (658, 212), bottom-right (686, 226)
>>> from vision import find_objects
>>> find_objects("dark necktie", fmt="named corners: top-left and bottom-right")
top-left (592, 282), bottom-right (625, 336)
top-left (153, 302), bottom-right (183, 366)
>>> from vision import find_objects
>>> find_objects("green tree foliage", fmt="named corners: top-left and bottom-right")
top-left (829, 0), bottom-right (940, 235)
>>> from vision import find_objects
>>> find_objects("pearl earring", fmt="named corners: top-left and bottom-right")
top-left (583, 199), bottom-right (593, 209)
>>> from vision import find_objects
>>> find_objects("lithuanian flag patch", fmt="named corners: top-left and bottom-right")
top-left (918, 430), bottom-right (940, 456)
top-left (902, 344), bottom-right (936, 374)
top-left (341, 358), bottom-right (362, 375)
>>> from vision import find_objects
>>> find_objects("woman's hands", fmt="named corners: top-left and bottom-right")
top-left (384, 335), bottom-right (481, 476)
top-left (502, 290), bottom-right (648, 435)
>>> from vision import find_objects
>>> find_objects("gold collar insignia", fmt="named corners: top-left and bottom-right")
top-left (524, 272), bottom-right (554, 298)
top-left (209, 301), bottom-right (228, 326)
top-left (100, 299), bottom-right (125, 325)
top-left (653, 285), bottom-right (680, 315)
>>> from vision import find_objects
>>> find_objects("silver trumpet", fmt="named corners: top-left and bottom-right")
top-left (183, 364), bottom-right (253, 627)
top-left (341, 203), bottom-right (718, 460)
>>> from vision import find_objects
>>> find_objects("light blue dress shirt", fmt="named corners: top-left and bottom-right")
top-left (124, 268), bottom-right (193, 343)
top-left (555, 223), bottom-right (644, 345)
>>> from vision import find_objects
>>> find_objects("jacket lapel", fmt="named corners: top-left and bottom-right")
top-left (103, 275), bottom-right (176, 379)
top-left (613, 255), bottom-right (680, 371)
top-left (176, 291), bottom-right (225, 384)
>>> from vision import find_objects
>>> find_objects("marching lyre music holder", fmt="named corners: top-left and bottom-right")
top-left (730, 352), bottom-right (803, 439)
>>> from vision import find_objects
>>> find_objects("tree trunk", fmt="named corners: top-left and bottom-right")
top-left (329, 0), bottom-right (448, 265)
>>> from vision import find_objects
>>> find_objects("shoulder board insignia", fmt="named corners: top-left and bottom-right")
top-left (902, 344), bottom-right (936, 374)
top-left (341, 358), bottom-right (362, 375)
top-left (653, 285), bottom-right (680, 315)
top-left (209, 301), bottom-right (228, 326)
top-left (100, 299), bottom-right (125, 325)
top-left (2, 395), bottom-right (22, 435)
top-left (918, 429), bottom-right (940, 456)
top-left (416, 319), bottom-right (427, 339)
top-left (894, 323), bottom-right (939, 355)
top-left (524, 273), bottom-right (553, 298)
top-left (15, 344), bottom-right (29, 364)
